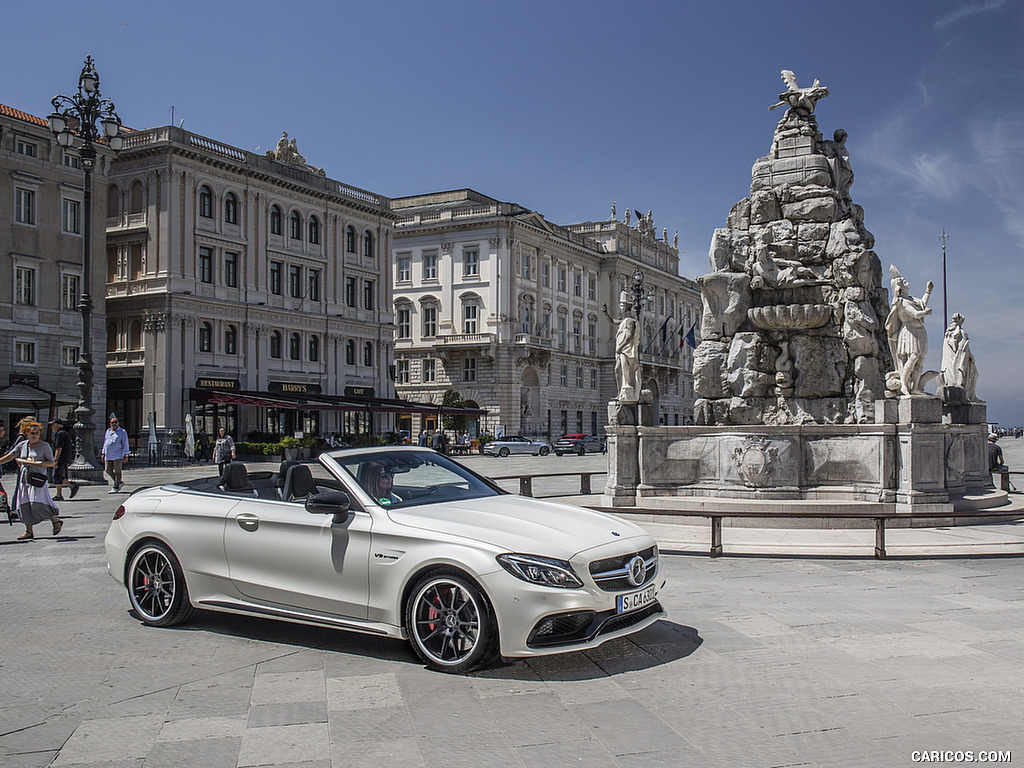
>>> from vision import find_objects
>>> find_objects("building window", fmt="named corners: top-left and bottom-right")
top-left (464, 248), bottom-right (479, 277)
top-left (289, 333), bottom-right (301, 360)
top-left (345, 225), bottom-right (356, 253)
top-left (289, 265), bottom-right (302, 298)
top-left (363, 232), bottom-right (374, 259)
top-left (199, 322), bottom-right (212, 352)
top-left (574, 273), bottom-right (582, 296)
top-left (397, 359), bottom-right (410, 384)
top-left (289, 212), bottom-right (301, 240)
top-left (588, 277), bottom-right (596, 300)
top-left (270, 261), bottom-right (282, 295)
top-left (15, 341), bottom-right (35, 364)
top-left (463, 304), bottom-right (478, 334)
top-left (225, 325), bottom-right (237, 355)
top-left (560, 410), bottom-right (568, 435)
top-left (345, 339), bottom-right (356, 365)
top-left (345, 277), bottom-right (356, 307)
top-left (576, 366), bottom-right (583, 388)
top-left (61, 274), bottom-right (80, 311)
top-left (308, 335), bottom-right (319, 362)
top-left (308, 270), bottom-right (320, 302)
top-left (270, 331), bottom-right (282, 358)
top-left (423, 306), bottom-right (437, 337)
top-left (397, 307), bottom-right (410, 339)
top-left (542, 263), bottom-right (550, 287)
top-left (199, 186), bottom-right (213, 218)
top-left (560, 365), bottom-right (567, 387)
top-left (15, 188), bottom-right (35, 224)
top-left (199, 247), bottom-right (213, 283)
top-left (270, 205), bottom-right (282, 235)
top-left (308, 216), bottom-right (320, 244)
top-left (590, 369), bottom-right (597, 389)
top-left (557, 316), bottom-right (566, 347)
top-left (16, 138), bottom-right (37, 156)
top-left (63, 152), bottom-right (81, 169)
top-left (463, 357), bottom-right (476, 382)
top-left (62, 199), bottom-right (81, 234)
top-left (423, 358), bottom-right (436, 382)
top-left (224, 252), bottom-right (238, 287)
top-left (588, 322), bottom-right (597, 353)
top-left (521, 253), bottom-right (531, 280)
top-left (63, 346), bottom-right (79, 367)
top-left (397, 256), bottom-right (411, 282)
top-left (573, 319), bottom-right (582, 351)
top-left (363, 280), bottom-right (374, 310)
top-left (423, 252), bottom-right (437, 280)
top-left (224, 193), bottom-right (238, 224)
top-left (363, 341), bottom-right (373, 367)
top-left (15, 266), bottom-right (35, 305)
top-left (577, 410), bottom-right (584, 433)
top-left (558, 268), bottom-right (566, 293)
top-left (520, 303), bottom-right (532, 335)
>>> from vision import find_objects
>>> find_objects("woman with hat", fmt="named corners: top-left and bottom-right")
top-left (0, 420), bottom-right (63, 539)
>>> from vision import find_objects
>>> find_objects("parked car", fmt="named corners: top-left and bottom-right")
top-left (482, 435), bottom-right (552, 457)
top-left (554, 434), bottom-right (606, 456)
top-left (104, 447), bottom-right (664, 673)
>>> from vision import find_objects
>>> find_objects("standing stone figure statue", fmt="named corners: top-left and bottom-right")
top-left (603, 292), bottom-right (641, 402)
top-left (940, 313), bottom-right (979, 402)
top-left (885, 265), bottom-right (933, 396)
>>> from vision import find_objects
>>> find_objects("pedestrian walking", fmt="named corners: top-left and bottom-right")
top-left (198, 428), bottom-right (210, 462)
top-left (418, 429), bottom-right (428, 447)
top-left (0, 420), bottom-right (63, 540)
top-left (49, 419), bottom-right (79, 501)
top-left (101, 415), bottom-right (131, 493)
top-left (213, 427), bottom-right (236, 474)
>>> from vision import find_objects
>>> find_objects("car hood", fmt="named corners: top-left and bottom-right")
top-left (386, 495), bottom-right (650, 559)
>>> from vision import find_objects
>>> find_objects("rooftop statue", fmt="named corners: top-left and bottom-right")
top-left (769, 70), bottom-right (829, 116)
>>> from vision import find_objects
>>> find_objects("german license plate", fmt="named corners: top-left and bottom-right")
top-left (617, 583), bottom-right (657, 613)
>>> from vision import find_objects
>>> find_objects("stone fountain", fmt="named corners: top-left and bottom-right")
top-left (604, 72), bottom-right (1003, 522)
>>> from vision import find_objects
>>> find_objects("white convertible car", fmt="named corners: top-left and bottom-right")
top-left (104, 447), bottom-right (665, 673)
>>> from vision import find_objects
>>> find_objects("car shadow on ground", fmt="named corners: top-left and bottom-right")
top-left (141, 610), bottom-right (701, 680)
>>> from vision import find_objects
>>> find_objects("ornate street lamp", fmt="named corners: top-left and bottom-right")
top-left (49, 56), bottom-right (124, 479)
top-left (629, 268), bottom-right (654, 321)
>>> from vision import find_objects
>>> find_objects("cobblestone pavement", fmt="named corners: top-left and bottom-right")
top-left (0, 454), bottom-right (1020, 767)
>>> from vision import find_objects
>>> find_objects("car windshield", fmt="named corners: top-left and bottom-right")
top-left (327, 449), bottom-right (502, 509)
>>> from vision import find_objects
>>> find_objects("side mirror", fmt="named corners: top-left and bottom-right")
top-left (305, 490), bottom-right (351, 520)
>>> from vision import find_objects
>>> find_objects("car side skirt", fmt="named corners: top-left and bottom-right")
top-left (197, 598), bottom-right (405, 639)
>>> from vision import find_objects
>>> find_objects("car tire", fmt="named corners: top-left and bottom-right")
top-left (539, 446), bottom-right (549, 456)
top-left (406, 570), bottom-right (499, 674)
top-left (555, 451), bottom-right (563, 457)
top-left (577, 445), bottom-right (587, 456)
top-left (498, 447), bottom-right (510, 458)
top-left (126, 542), bottom-right (197, 627)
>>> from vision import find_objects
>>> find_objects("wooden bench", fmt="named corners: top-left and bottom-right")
top-left (990, 470), bottom-right (1022, 492)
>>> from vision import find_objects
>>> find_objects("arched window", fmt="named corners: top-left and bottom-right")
top-left (225, 325), bottom-right (238, 355)
top-left (289, 211), bottom-right (301, 240)
top-left (363, 341), bottom-right (373, 367)
top-left (362, 231), bottom-right (373, 259)
top-left (345, 339), bottom-right (356, 365)
top-left (129, 180), bottom-right (144, 215)
top-left (345, 225), bottom-right (356, 253)
top-left (308, 215), bottom-right (320, 244)
top-left (289, 333), bottom-right (301, 360)
top-left (199, 322), bottom-right (212, 352)
top-left (308, 334), bottom-right (319, 362)
top-left (224, 193), bottom-right (238, 224)
top-left (270, 331), bottom-right (282, 359)
top-left (270, 205), bottom-right (282, 235)
top-left (199, 186), bottom-right (213, 218)
top-left (106, 183), bottom-right (121, 218)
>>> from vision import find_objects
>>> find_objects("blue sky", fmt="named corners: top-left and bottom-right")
top-left (6, 0), bottom-right (1023, 425)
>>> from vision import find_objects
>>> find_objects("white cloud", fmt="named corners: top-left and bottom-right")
top-left (934, 0), bottom-right (1007, 31)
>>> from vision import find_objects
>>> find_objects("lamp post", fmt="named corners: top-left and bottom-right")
top-left (48, 56), bottom-right (124, 479)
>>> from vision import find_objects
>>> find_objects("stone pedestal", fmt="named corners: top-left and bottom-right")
top-left (898, 395), bottom-right (941, 424)
top-left (603, 426), bottom-right (639, 506)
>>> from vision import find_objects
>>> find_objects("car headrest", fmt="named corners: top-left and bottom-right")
top-left (274, 459), bottom-right (300, 488)
top-left (220, 461), bottom-right (255, 493)
top-left (283, 464), bottom-right (317, 502)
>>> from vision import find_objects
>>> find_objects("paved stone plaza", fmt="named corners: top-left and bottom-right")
top-left (1, 452), bottom-right (1021, 767)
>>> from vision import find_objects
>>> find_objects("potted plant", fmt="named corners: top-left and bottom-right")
top-left (280, 436), bottom-right (301, 461)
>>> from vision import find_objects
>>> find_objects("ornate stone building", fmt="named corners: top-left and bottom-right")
top-left (105, 126), bottom-right (397, 440)
top-left (0, 103), bottom-right (107, 429)
top-left (391, 190), bottom-right (699, 439)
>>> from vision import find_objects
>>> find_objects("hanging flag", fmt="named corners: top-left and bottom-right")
top-left (685, 322), bottom-right (698, 349)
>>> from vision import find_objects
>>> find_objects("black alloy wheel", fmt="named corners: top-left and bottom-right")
top-left (126, 543), bottom-right (197, 627)
top-left (406, 571), bottom-right (498, 673)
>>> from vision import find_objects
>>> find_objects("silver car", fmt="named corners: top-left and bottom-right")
top-left (482, 435), bottom-right (552, 457)
top-left (104, 447), bottom-right (665, 673)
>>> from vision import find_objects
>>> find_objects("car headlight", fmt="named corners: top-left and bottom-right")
top-left (496, 553), bottom-right (584, 588)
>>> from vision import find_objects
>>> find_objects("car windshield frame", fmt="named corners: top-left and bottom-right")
top-left (319, 447), bottom-right (507, 510)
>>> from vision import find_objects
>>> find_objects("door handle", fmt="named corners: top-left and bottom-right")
top-left (235, 513), bottom-right (260, 532)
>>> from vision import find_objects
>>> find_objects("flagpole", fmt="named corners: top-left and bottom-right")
top-left (939, 229), bottom-right (949, 329)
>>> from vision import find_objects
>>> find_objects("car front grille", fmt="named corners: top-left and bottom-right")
top-left (595, 601), bottom-right (663, 638)
top-left (526, 601), bottom-right (664, 648)
top-left (588, 546), bottom-right (659, 592)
